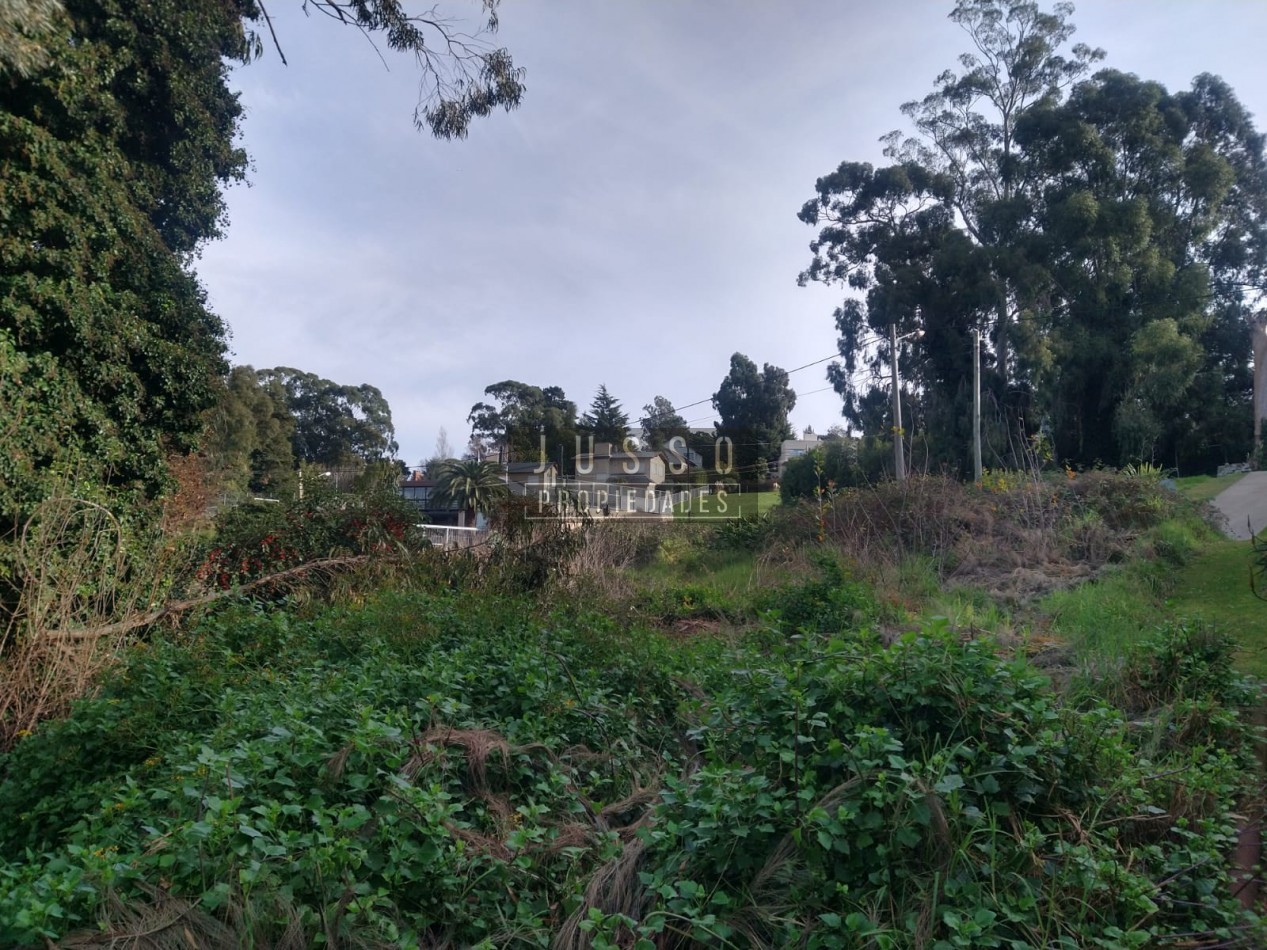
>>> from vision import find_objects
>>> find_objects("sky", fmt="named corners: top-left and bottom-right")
top-left (195, 0), bottom-right (1267, 467)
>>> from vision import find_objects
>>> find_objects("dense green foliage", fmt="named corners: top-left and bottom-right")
top-left (197, 469), bottom-right (421, 590)
top-left (639, 395), bottom-right (690, 451)
top-left (0, 576), bottom-right (1260, 946)
top-left (202, 366), bottom-right (298, 497)
top-left (580, 384), bottom-right (631, 446)
top-left (779, 438), bottom-right (896, 501)
top-left (0, 0), bottom-right (252, 526)
top-left (712, 353), bottom-right (796, 484)
top-left (256, 366), bottom-right (398, 466)
top-left (799, 0), bottom-right (1267, 473)
top-left (468, 379), bottom-right (581, 470)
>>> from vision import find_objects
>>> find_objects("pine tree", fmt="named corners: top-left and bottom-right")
top-left (580, 384), bottom-right (630, 445)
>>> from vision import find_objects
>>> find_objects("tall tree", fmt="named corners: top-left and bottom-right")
top-left (800, 0), bottom-right (1267, 472)
top-left (580, 384), bottom-right (630, 445)
top-left (1, 0), bottom-right (253, 529)
top-left (467, 380), bottom-right (578, 471)
top-left (202, 366), bottom-right (297, 495)
top-left (893, 0), bottom-right (1104, 384)
top-left (257, 367), bottom-right (397, 466)
top-left (712, 353), bottom-right (796, 483)
top-left (639, 396), bottom-right (689, 450)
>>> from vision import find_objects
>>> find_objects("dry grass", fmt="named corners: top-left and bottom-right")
top-left (0, 494), bottom-right (167, 748)
top-left (775, 474), bottom-right (1176, 609)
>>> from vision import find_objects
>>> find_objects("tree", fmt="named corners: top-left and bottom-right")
top-left (639, 396), bottom-right (689, 450)
top-left (202, 366), bottom-right (297, 496)
top-left (434, 427), bottom-right (453, 461)
top-left (1, 0), bottom-right (253, 530)
top-left (800, 0), bottom-right (1267, 473)
top-left (254, 1), bottom-right (525, 140)
top-left (467, 380), bottom-right (579, 471)
top-left (580, 384), bottom-right (630, 445)
top-left (421, 426), bottom-right (454, 477)
top-left (779, 439), bottom-right (869, 502)
top-left (712, 353), bottom-right (796, 484)
top-left (257, 367), bottom-right (397, 466)
top-left (430, 458), bottom-right (508, 527)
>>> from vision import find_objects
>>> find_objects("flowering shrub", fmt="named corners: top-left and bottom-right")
top-left (195, 478), bottom-right (420, 590)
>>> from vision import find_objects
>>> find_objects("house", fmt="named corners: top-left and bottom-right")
top-left (778, 436), bottom-right (824, 478)
top-left (574, 441), bottom-right (666, 486)
top-left (399, 471), bottom-right (466, 526)
top-left (503, 461), bottom-right (558, 496)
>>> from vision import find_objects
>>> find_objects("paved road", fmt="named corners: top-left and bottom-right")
top-left (1212, 471), bottom-right (1267, 539)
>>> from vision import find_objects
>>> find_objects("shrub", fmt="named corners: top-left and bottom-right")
top-left (756, 553), bottom-right (878, 636)
top-left (195, 476), bottom-right (422, 592)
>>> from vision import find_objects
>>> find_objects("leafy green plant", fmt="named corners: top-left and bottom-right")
top-left (756, 553), bottom-right (877, 636)
top-left (196, 476), bottom-right (422, 591)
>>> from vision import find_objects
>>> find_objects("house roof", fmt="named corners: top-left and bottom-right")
top-left (506, 461), bottom-right (556, 473)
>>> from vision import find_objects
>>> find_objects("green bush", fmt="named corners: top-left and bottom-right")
top-left (196, 475), bottom-right (423, 591)
top-left (0, 591), bottom-right (1260, 947)
top-left (756, 554), bottom-right (878, 636)
top-left (628, 624), bottom-right (1259, 947)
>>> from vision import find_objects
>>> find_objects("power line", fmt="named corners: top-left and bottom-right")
top-left (670, 350), bottom-right (845, 415)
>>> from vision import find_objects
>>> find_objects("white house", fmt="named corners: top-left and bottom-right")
top-left (778, 436), bottom-right (824, 477)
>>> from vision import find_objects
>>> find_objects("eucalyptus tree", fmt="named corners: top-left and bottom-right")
top-left (257, 368), bottom-right (398, 466)
top-left (712, 354), bottom-right (796, 483)
top-left (467, 381), bottom-right (579, 470)
top-left (639, 396), bottom-right (689, 450)
top-left (800, 0), bottom-right (1267, 471)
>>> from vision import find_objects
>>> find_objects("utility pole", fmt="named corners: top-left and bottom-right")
top-left (973, 328), bottom-right (983, 482)
top-left (891, 322), bottom-right (905, 482)
top-left (889, 318), bottom-right (925, 483)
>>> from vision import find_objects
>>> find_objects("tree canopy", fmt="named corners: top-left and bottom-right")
top-left (712, 353), bottom-right (796, 483)
top-left (799, 0), bottom-right (1267, 473)
top-left (257, 367), bottom-right (397, 467)
top-left (639, 396), bottom-right (689, 450)
top-left (580, 384), bottom-right (630, 446)
top-left (202, 366), bottom-right (297, 496)
top-left (467, 380), bottom-right (579, 471)
top-left (0, 0), bottom-right (253, 531)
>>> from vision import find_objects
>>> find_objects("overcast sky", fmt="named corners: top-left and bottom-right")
top-left (195, 0), bottom-right (1267, 466)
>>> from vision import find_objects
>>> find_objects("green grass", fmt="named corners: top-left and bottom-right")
top-left (673, 489), bottom-right (780, 520)
top-left (1173, 472), bottom-right (1245, 503)
top-left (1166, 538), bottom-right (1267, 678)
top-left (1040, 561), bottom-right (1168, 659)
top-left (1040, 519), bottom-right (1267, 679)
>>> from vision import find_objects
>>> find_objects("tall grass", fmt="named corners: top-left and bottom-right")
top-left (1041, 516), bottom-right (1210, 660)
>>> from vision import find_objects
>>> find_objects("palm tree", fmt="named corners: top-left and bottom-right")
top-left (430, 459), bottom-right (508, 527)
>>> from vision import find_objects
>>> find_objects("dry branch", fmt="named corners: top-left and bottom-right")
top-left (43, 555), bottom-right (373, 642)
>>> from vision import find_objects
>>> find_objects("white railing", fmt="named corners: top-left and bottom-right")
top-left (416, 524), bottom-right (483, 550)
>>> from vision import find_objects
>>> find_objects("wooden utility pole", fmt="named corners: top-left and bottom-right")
top-left (891, 322), bottom-right (905, 482)
top-left (973, 328), bottom-right (983, 482)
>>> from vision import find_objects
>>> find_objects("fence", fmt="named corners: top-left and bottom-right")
top-left (416, 524), bottom-right (484, 550)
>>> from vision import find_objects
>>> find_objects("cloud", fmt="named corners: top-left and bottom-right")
top-left (197, 0), bottom-right (1267, 459)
